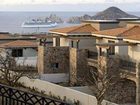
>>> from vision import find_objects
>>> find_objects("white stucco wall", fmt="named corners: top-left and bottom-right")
top-left (100, 23), bottom-right (119, 30)
top-left (40, 73), bottom-right (69, 83)
top-left (53, 38), bottom-right (56, 46)
top-left (128, 45), bottom-right (140, 61)
top-left (23, 48), bottom-right (37, 57)
top-left (6, 48), bottom-right (37, 66)
top-left (78, 38), bottom-right (97, 51)
top-left (18, 76), bottom-right (118, 105)
top-left (16, 57), bottom-right (37, 66)
top-left (96, 38), bottom-right (129, 56)
top-left (59, 37), bottom-right (97, 51)
top-left (60, 37), bottom-right (69, 46)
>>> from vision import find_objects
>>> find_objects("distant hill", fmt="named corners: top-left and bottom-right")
top-left (92, 6), bottom-right (138, 20)
top-left (67, 14), bottom-right (92, 24)
top-left (67, 7), bottom-right (139, 23)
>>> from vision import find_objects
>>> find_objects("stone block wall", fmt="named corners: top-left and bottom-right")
top-left (69, 48), bottom-right (77, 85)
top-left (69, 48), bottom-right (88, 85)
top-left (38, 46), bottom-right (69, 74)
top-left (77, 49), bottom-right (88, 80)
top-left (106, 79), bottom-right (136, 104)
top-left (38, 46), bottom-right (45, 74)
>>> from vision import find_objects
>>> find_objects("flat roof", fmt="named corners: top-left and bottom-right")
top-left (82, 20), bottom-right (119, 23)
top-left (127, 21), bottom-right (140, 24)
top-left (117, 18), bottom-right (140, 21)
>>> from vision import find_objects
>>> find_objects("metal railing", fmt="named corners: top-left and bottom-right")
top-left (0, 84), bottom-right (70, 105)
top-left (87, 51), bottom-right (98, 59)
top-left (119, 59), bottom-right (136, 72)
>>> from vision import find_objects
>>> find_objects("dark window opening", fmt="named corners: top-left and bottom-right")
top-left (99, 48), bottom-right (102, 56)
top-left (108, 40), bottom-right (115, 55)
top-left (12, 49), bottom-right (23, 57)
top-left (51, 63), bottom-right (59, 69)
top-left (71, 41), bottom-right (74, 47)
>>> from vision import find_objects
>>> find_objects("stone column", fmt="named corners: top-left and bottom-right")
top-left (37, 45), bottom-right (45, 74)
top-left (69, 48), bottom-right (77, 85)
top-left (136, 62), bottom-right (140, 105)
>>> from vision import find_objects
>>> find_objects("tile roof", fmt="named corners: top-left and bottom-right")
top-left (0, 34), bottom-right (12, 39)
top-left (49, 24), bottom-right (97, 35)
top-left (124, 34), bottom-right (140, 41)
top-left (94, 25), bottom-right (140, 37)
top-left (0, 40), bottom-right (37, 48)
top-left (93, 27), bottom-right (129, 37)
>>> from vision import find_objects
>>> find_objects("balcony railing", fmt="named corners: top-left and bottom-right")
top-left (87, 51), bottom-right (98, 67)
top-left (119, 59), bottom-right (136, 72)
top-left (87, 51), bottom-right (98, 59)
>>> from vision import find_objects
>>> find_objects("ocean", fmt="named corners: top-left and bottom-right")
top-left (0, 11), bottom-right (139, 34)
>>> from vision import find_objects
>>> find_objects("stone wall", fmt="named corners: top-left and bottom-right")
top-left (38, 46), bottom-right (45, 74)
top-left (106, 79), bottom-right (136, 104)
top-left (69, 48), bottom-right (77, 85)
top-left (69, 48), bottom-right (88, 85)
top-left (77, 49), bottom-right (88, 80)
top-left (38, 46), bottom-right (69, 74)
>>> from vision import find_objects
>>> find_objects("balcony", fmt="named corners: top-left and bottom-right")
top-left (87, 51), bottom-right (98, 68)
top-left (119, 59), bottom-right (136, 73)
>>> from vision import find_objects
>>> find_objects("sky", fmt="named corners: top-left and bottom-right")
top-left (0, 0), bottom-right (139, 11)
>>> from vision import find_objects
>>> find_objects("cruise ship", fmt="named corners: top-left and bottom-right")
top-left (21, 19), bottom-right (58, 28)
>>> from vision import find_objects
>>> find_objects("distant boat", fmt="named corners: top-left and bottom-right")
top-left (21, 19), bottom-right (58, 28)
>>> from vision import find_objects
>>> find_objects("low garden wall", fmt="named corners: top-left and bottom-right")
top-left (40, 73), bottom-right (69, 83)
top-left (18, 76), bottom-right (118, 105)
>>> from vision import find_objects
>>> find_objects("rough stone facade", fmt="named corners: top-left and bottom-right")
top-left (77, 49), bottom-right (88, 80)
top-left (69, 48), bottom-right (88, 85)
top-left (38, 46), bottom-right (45, 74)
top-left (69, 48), bottom-right (77, 85)
top-left (38, 46), bottom-right (69, 74)
top-left (106, 79), bottom-right (136, 104)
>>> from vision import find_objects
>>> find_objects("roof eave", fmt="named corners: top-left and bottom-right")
top-left (49, 31), bottom-right (68, 36)
top-left (92, 33), bottom-right (122, 39)
top-left (0, 46), bottom-right (37, 49)
top-left (123, 39), bottom-right (140, 44)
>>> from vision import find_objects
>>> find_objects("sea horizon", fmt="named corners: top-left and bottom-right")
top-left (0, 11), bottom-right (139, 34)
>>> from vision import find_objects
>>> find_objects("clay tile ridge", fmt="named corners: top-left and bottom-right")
top-left (68, 24), bottom-right (97, 33)
top-left (0, 40), bottom-right (37, 48)
top-left (118, 25), bottom-right (140, 37)
top-left (50, 24), bottom-right (97, 34)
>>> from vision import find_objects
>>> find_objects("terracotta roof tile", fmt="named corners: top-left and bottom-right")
top-left (49, 24), bottom-right (97, 35)
top-left (94, 26), bottom-right (140, 37)
top-left (0, 34), bottom-right (12, 39)
top-left (93, 27), bottom-right (130, 37)
top-left (124, 34), bottom-right (140, 41)
top-left (0, 40), bottom-right (37, 48)
top-left (122, 26), bottom-right (140, 36)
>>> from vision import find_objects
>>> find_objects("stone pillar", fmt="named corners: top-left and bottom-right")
top-left (37, 45), bottom-right (45, 74)
top-left (69, 48), bottom-right (77, 85)
top-left (97, 46), bottom-right (109, 63)
top-left (136, 62), bottom-right (140, 105)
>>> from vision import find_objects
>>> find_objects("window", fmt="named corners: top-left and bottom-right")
top-left (108, 40), bottom-right (115, 55)
top-left (51, 63), bottom-right (59, 69)
top-left (12, 49), bottom-right (23, 57)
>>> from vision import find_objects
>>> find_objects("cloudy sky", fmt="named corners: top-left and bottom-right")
top-left (0, 0), bottom-right (139, 11)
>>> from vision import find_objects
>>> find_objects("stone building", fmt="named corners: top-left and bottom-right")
top-left (37, 19), bottom-right (140, 104)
